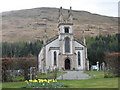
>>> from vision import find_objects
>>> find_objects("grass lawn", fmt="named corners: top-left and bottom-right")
top-left (12, 76), bottom-right (24, 81)
top-left (84, 71), bottom-right (104, 78)
top-left (58, 78), bottom-right (118, 88)
top-left (2, 82), bottom-right (26, 88)
top-left (2, 71), bottom-right (119, 88)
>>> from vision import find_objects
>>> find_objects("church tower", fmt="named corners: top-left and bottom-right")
top-left (58, 7), bottom-right (74, 54)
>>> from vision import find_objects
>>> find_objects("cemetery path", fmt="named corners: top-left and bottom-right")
top-left (57, 71), bottom-right (92, 80)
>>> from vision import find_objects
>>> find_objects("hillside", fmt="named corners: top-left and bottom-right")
top-left (1, 7), bottom-right (118, 42)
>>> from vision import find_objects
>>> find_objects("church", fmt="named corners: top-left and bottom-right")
top-left (38, 7), bottom-right (89, 72)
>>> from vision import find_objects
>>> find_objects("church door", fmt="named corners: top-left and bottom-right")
top-left (65, 59), bottom-right (71, 70)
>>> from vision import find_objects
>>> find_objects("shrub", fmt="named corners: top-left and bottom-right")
top-left (104, 53), bottom-right (120, 78)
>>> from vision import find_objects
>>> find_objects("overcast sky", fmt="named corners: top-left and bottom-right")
top-left (0, 0), bottom-right (119, 17)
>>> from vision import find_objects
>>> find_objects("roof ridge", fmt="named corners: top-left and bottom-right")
top-left (46, 35), bottom-right (59, 45)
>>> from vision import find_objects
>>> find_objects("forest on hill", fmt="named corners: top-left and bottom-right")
top-left (1, 34), bottom-right (119, 66)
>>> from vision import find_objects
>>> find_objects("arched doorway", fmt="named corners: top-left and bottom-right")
top-left (65, 58), bottom-right (71, 70)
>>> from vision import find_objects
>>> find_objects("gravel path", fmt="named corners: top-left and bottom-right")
top-left (57, 71), bottom-right (92, 80)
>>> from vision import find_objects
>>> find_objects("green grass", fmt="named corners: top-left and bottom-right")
top-left (12, 76), bottom-right (24, 81)
top-left (58, 78), bottom-right (118, 88)
top-left (2, 78), bottom-right (118, 88)
top-left (2, 82), bottom-right (26, 88)
top-left (12, 71), bottom-right (67, 81)
top-left (2, 71), bottom-right (119, 88)
top-left (84, 71), bottom-right (104, 78)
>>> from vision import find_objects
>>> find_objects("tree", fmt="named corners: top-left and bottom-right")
top-left (104, 53), bottom-right (120, 77)
top-left (86, 34), bottom-right (119, 67)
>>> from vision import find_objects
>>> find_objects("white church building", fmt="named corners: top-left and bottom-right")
top-left (38, 7), bottom-right (89, 72)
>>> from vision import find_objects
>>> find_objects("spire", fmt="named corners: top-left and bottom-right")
top-left (70, 6), bottom-right (72, 10)
top-left (68, 6), bottom-right (73, 23)
top-left (58, 7), bottom-right (63, 23)
top-left (69, 6), bottom-right (72, 14)
top-left (43, 29), bottom-right (47, 45)
top-left (43, 19), bottom-right (48, 45)
top-left (82, 31), bottom-right (86, 46)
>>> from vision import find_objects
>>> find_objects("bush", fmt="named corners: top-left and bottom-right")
top-left (104, 53), bottom-right (120, 78)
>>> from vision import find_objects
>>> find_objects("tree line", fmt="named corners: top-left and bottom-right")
top-left (1, 34), bottom-right (119, 66)
top-left (86, 34), bottom-right (119, 66)
top-left (2, 40), bottom-right (43, 58)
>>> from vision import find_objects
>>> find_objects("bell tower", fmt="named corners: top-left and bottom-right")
top-left (58, 7), bottom-right (73, 34)
top-left (58, 7), bottom-right (74, 54)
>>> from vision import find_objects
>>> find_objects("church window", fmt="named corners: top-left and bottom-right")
top-left (64, 27), bottom-right (69, 33)
top-left (65, 37), bottom-right (70, 53)
top-left (54, 51), bottom-right (57, 65)
top-left (78, 51), bottom-right (81, 65)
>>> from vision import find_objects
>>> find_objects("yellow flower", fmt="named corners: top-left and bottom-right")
top-left (29, 80), bottom-right (33, 82)
top-left (33, 79), bottom-right (38, 82)
top-left (48, 79), bottom-right (52, 82)
top-left (38, 79), bottom-right (42, 82)
top-left (38, 79), bottom-right (42, 81)
top-left (43, 79), bottom-right (47, 82)
top-left (53, 79), bottom-right (57, 82)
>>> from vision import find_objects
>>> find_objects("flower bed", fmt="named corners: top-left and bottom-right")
top-left (25, 79), bottom-right (64, 88)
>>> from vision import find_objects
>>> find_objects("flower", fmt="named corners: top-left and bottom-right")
top-left (25, 79), bottom-right (63, 88)
top-left (52, 79), bottom-right (57, 82)
top-left (33, 79), bottom-right (38, 82)
top-left (29, 80), bottom-right (33, 82)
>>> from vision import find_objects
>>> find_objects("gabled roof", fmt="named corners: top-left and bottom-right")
top-left (44, 35), bottom-right (86, 47)
top-left (74, 37), bottom-right (86, 47)
top-left (45, 35), bottom-right (59, 46)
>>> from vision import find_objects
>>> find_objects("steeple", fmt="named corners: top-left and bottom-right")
top-left (58, 7), bottom-right (73, 24)
top-left (67, 6), bottom-right (73, 23)
top-left (58, 7), bottom-right (73, 35)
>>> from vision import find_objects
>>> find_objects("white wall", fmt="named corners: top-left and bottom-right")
top-left (45, 38), bottom-right (60, 69)
top-left (74, 41), bottom-right (85, 70)
top-left (38, 47), bottom-right (44, 72)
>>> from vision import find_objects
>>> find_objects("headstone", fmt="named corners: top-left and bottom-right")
top-left (97, 61), bottom-right (99, 71)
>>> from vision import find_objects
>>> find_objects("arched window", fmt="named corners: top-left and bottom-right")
top-left (65, 37), bottom-right (70, 53)
top-left (54, 51), bottom-right (57, 65)
top-left (78, 52), bottom-right (81, 65)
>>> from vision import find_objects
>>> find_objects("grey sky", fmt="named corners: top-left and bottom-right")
top-left (0, 0), bottom-right (119, 17)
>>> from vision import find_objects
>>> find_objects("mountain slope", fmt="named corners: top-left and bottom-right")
top-left (1, 7), bottom-right (118, 42)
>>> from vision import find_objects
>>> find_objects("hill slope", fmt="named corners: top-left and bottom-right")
top-left (1, 7), bottom-right (118, 42)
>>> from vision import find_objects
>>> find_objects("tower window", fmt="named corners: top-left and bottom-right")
top-left (64, 27), bottom-right (69, 33)
top-left (54, 51), bottom-right (57, 65)
top-left (65, 37), bottom-right (70, 53)
top-left (78, 52), bottom-right (81, 65)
